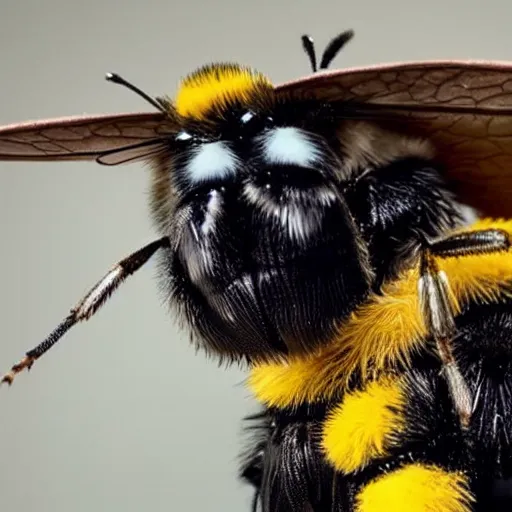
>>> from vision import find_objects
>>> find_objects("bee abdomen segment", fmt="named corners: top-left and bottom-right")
top-left (321, 376), bottom-right (406, 474)
top-left (355, 463), bottom-right (475, 512)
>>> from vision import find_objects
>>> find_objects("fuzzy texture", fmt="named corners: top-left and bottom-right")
top-left (174, 63), bottom-right (273, 120)
top-left (321, 376), bottom-right (406, 473)
top-left (248, 218), bottom-right (512, 408)
top-left (355, 464), bottom-right (474, 512)
top-left (150, 87), bottom-right (457, 366)
top-left (338, 120), bottom-right (436, 179)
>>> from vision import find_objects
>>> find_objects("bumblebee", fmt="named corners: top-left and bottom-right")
top-left (2, 30), bottom-right (512, 511)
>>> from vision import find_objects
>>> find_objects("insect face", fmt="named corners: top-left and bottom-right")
top-left (0, 30), bottom-right (469, 387)
top-left (156, 65), bottom-right (374, 363)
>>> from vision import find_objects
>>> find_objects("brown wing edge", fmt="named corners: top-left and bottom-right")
top-left (3, 60), bottom-right (512, 215)
top-left (0, 111), bottom-right (173, 161)
top-left (275, 59), bottom-right (512, 92)
top-left (276, 60), bottom-right (512, 218)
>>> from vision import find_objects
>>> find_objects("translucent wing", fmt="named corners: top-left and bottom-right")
top-left (277, 61), bottom-right (512, 218)
top-left (95, 139), bottom-right (171, 166)
top-left (0, 112), bottom-right (176, 163)
top-left (3, 61), bottom-right (512, 216)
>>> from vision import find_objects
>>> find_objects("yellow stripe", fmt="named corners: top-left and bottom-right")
top-left (355, 464), bottom-right (474, 512)
top-left (248, 219), bottom-right (512, 408)
top-left (174, 64), bottom-right (272, 120)
top-left (322, 376), bottom-right (405, 473)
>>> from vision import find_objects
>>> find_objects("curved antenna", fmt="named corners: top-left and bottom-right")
top-left (106, 72), bottom-right (168, 114)
top-left (319, 29), bottom-right (355, 70)
top-left (301, 35), bottom-right (317, 73)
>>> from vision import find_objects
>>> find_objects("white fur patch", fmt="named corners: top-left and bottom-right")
top-left (243, 182), bottom-right (336, 244)
top-left (179, 223), bottom-right (214, 285)
top-left (201, 190), bottom-right (223, 235)
top-left (178, 191), bottom-right (224, 285)
top-left (186, 142), bottom-right (238, 183)
top-left (260, 127), bottom-right (322, 166)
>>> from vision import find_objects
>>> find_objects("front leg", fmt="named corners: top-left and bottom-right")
top-left (1, 237), bottom-right (169, 385)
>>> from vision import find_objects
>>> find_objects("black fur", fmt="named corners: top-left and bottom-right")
top-left (343, 156), bottom-right (461, 290)
top-left (241, 407), bottom-right (355, 512)
top-left (161, 99), bottom-right (378, 363)
top-left (160, 87), bottom-right (465, 364)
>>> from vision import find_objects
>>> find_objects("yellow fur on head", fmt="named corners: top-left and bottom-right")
top-left (322, 376), bottom-right (405, 473)
top-left (248, 219), bottom-right (512, 408)
top-left (174, 64), bottom-right (273, 121)
top-left (355, 464), bottom-right (474, 512)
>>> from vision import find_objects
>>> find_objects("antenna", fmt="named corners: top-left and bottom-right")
top-left (301, 30), bottom-right (355, 72)
top-left (320, 30), bottom-right (355, 69)
top-left (301, 35), bottom-right (317, 73)
top-left (105, 72), bottom-right (167, 113)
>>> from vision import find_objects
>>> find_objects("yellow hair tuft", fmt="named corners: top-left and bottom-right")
top-left (355, 464), bottom-right (474, 512)
top-left (322, 376), bottom-right (405, 473)
top-left (174, 63), bottom-right (273, 121)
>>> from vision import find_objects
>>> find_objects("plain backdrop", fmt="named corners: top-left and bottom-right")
top-left (1, 0), bottom-right (512, 511)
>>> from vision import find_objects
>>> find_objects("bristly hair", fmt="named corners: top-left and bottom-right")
top-left (174, 63), bottom-right (274, 122)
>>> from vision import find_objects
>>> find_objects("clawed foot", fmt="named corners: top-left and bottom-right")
top-left (1, 355), bottom-right (36, 386)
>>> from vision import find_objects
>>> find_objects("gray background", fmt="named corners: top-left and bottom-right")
top-left (0, 0), bottom-right (511, 511)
